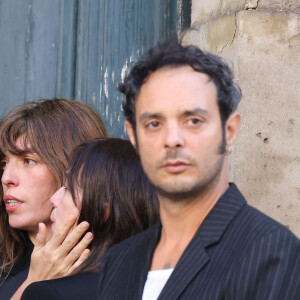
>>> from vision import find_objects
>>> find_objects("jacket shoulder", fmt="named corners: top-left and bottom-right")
top-left (105, 223), bottom-right (158, 259)
top-left (236, 204), bottom-right (298, 240)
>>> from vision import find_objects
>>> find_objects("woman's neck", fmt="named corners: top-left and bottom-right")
top-left (28, 222), bottom-right (53, 245)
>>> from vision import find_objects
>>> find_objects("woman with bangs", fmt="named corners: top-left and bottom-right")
top-left (0, 99), bottom-right (107, 299)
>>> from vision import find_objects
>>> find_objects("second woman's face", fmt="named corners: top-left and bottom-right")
top-left (1, 137), bottom-right (57, 237)
top-left (49, 184), bottom-right (81, 233)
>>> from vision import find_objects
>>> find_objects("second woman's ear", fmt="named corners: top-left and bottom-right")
top-left (102, 203), bottom-right (110, 223)
top-left (125, 120), bottom-right (136, 149)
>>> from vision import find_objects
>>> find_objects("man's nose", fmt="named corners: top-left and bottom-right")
top-left (164, 124), bottom-right (184, 150)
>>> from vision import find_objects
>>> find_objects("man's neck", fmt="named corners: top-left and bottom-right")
top-left (150, 178), bottom-right (229, 270)
top-left (160, 179), bottom-right (229, 238)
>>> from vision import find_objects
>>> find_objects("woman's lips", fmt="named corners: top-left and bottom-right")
top-left (3, 195), bottom-right (23, 212)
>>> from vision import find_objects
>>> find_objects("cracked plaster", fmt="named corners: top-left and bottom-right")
top-left (186, 2), bottom-right (300, 237)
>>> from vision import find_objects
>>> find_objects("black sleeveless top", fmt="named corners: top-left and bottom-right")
top-left (0, 243), bottom-right (33, 300)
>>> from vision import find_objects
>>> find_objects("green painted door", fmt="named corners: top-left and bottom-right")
top-left (0, 0), bottom-right (190, 137)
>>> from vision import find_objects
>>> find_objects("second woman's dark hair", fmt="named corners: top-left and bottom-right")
top-left (66, 138), bottom-right (159, 274)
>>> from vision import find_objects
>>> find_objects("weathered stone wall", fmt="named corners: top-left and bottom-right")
top-left (183, 0), bottom-right (300, 237)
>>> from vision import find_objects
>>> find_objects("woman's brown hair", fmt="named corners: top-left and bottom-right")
top-left (66, 138), bottom-right (159, 274)
top-left (0, 99), bottom-right (107, 278)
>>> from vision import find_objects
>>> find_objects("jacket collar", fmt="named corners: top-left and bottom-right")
top-left (129, 183), bottom-right (247, 299)
top-left (195, 182), bottom-right (246, 247)
top-left (158, 183), bottom-right (246, 299)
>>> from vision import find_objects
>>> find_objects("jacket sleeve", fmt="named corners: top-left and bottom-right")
top-left (226, 229), bottom-right (300, 300)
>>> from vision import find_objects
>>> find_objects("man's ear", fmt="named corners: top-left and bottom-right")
top-left (125, 120), bottom-right (136, 149)
top-left (225, 112), bottom-right (241, 147)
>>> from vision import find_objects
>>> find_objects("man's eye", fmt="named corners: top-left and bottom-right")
top-left (147, 121), bottom-right (160, 128)
top-left (187, 118), bottom-right (202, 126)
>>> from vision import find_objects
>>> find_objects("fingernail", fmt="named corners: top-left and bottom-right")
top-left (86, 232), bottom-right (93, 239)
top-left (81, 221), bottom-right (89, 229)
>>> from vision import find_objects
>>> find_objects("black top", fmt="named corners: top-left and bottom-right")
top-left (0, 243), bottom-right (33, 300)
top-left (97, 183), bottom-right (300, 299)
top-left (21, 272), bottom-right (99, 300)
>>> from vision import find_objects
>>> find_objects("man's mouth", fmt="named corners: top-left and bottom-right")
top-left (162, 160), bottom-right (190, 174)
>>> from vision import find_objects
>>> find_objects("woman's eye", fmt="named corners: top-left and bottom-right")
top-left (24, 158), bottom-right (36, 165)
top-left (62, 185), bottom-right (69, 191)
top-left (0, 160), bottom-right (7, 169)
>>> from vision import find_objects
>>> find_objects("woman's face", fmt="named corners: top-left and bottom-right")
top-left (1, 137), bottom-right (57, 237)
top-left (49, 184), bottom-right (81, 233)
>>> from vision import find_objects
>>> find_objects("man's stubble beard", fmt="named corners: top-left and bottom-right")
top-left (135, 125), bottom-right (227, 202)
top-left (153, 152), bottom-right (225, 202)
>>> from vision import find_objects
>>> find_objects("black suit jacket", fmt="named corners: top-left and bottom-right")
top-left (97, 184), bottom-right (300, 299)
top-left (21, 273), bottom-right (98, 300)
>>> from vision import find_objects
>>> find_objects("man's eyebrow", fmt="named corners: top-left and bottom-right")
top-left (182, 108), bottom-right (210, 117)
top-left (139, 112), bottom-right (163, 123)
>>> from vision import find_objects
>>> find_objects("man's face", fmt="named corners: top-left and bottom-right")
top-left (127, 66), bottom-right (235, 200)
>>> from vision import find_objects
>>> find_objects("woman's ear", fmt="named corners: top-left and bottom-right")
top-left (102, 203), bottom-right (110, 223)
top-left (124, 120), bottom-right (136, 149)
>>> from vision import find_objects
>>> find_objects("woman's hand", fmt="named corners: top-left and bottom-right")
top-left (28, 214), bottom-right (93, 281)
top-left (11, 215), bottom-right (93, 300)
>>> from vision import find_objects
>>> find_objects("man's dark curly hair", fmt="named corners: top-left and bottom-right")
top-left (119, 40), bottom-right (241, 131)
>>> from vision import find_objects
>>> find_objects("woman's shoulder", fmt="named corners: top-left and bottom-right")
top-left (0, 245), bottom-right (33, 299)
top-left (21, 272), bottom-right (98, 300)
top-left (0, 243), bottom-right (32, 279)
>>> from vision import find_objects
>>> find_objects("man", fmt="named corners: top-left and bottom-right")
top-left (97, 41), bottom-right (300, 299)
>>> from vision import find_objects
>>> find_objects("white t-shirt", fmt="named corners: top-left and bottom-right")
top-left (142, 269), bottom-right (174, 300)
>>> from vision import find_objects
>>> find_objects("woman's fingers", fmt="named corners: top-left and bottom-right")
top-left (59, 221), bottom-right (91, 254)
top-left (61, 230), bottom-right (93, 270)
top-left (67, 249), bottom-right (91, 275)
top-left (61, 222), bottom-right (93, 255)
top-left (48, 214), bottom-right (78, 249)
top-left (33, 223), bottom-right (47, 250)
top-left (26, 219), bottom-right (92, 281)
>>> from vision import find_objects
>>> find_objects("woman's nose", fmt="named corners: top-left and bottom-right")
top-left (50, 187), bottom-right (64, 207)
top-left (1, 162), bottom-right (19, 187)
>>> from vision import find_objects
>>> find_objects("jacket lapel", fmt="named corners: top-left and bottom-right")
top-left (158, 183), bottom-right (246, 299)
top-left (157, 236), bottom-right (209, 300)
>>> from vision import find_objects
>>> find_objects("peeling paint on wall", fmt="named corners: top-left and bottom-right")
top-left (111, 71), bottom-right (115, 83)
top-left (104, 68), bottom-right (109, 99)
top-left (121, 58), bottom-right (128, 83)
top-left (105, 103), bottom-right (109, 118)
top-left (92, 92), bottom-right (96, 104)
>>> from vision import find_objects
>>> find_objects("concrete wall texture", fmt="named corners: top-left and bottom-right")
top-left (183, 0), bottom-right (300, 237)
